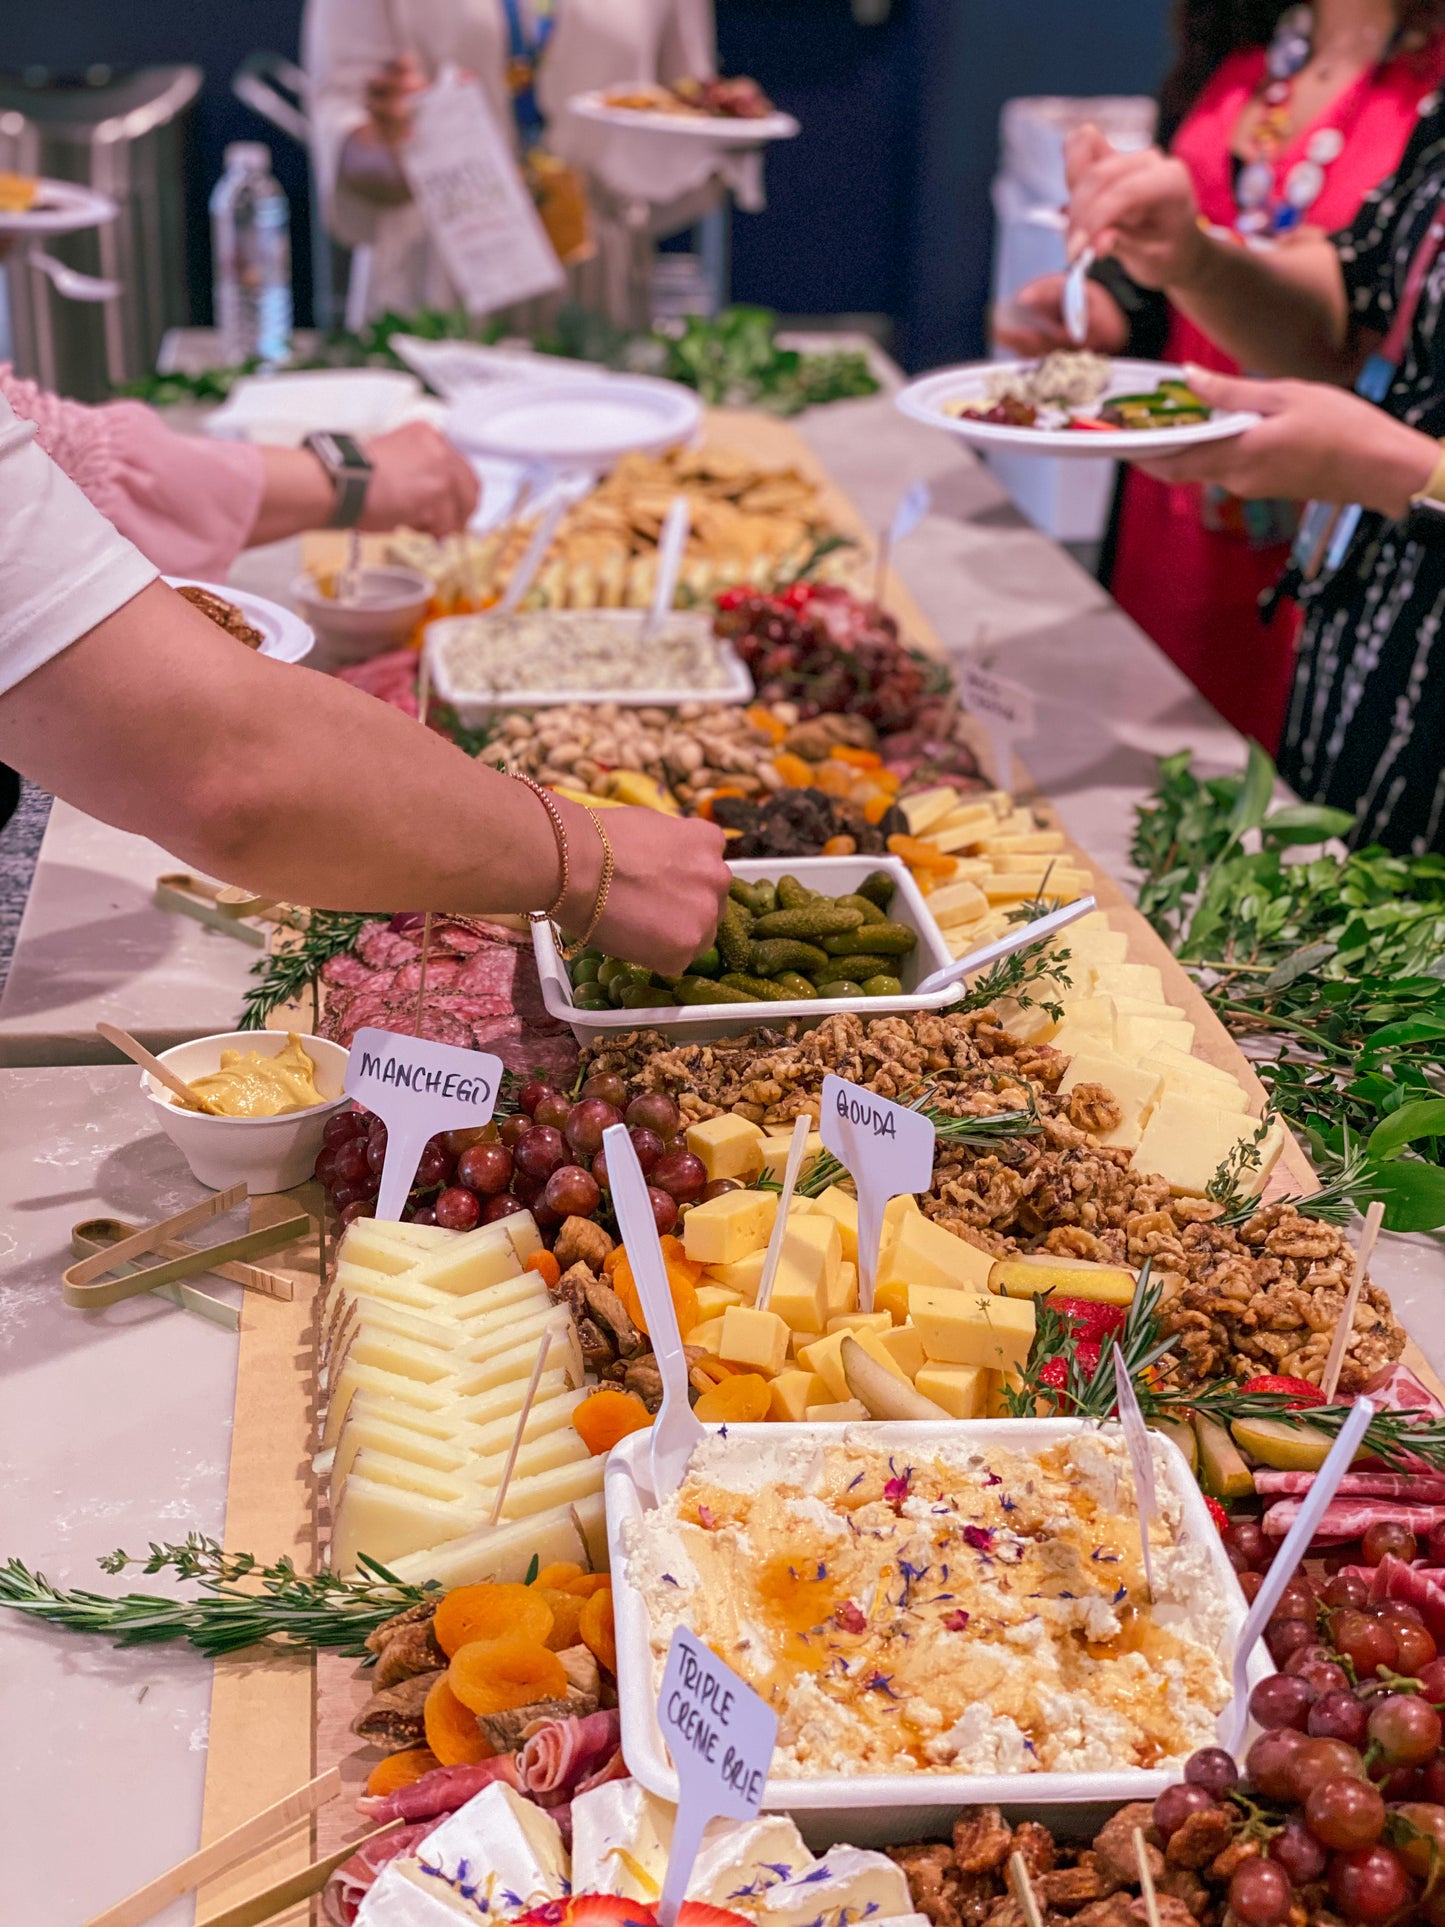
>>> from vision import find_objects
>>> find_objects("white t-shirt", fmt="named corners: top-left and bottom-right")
top-left (0, 394), bottom-right (157, 698)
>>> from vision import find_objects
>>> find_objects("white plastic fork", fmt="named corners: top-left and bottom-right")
top-left (1063, 245), bottom-right (1096, 345)
top-left (602, 1122), bottom-right (703, 1501)
top-left (913, 895), bottom-right (1097, 997)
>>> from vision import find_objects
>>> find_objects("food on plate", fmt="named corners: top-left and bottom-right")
top-left (942, 355), bottom-right (1212, 436)
top-left (625, 1427), bottom-right (1233, 1774)
top-left (0, 173), bottom-right (40, 213)
top-left (602, 75), bottom-right (777, 119)
top-left (175, 582), bottom-right (266, 648)
top-left (429, 610), bottom-right (736, 701)
top-left (1098, 380), bottom-right (1212, 432)
top-left (714, 584), bottom-right (935, 733)
top-left (564, 867), bottom-right (919, 1013)
top-left (179, 1031), bottom-right (324, 1117)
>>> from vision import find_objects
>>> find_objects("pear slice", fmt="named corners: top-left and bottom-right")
top-left (1230, 1415), bottom-right (1344, 1473)
top-left (1193, 1413), bottom-right (1255, 1499)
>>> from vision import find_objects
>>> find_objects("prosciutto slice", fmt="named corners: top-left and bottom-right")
top-left (517, 1709), bottom-right (622, 1797)
top-left (356, 1751), bottom-right (522, 1825)
top-left (1261, 1498), bottom-right (1445, 1540)
top-left (1368, 1553), bottom-right (1445, 1643)
top-left (1361, 1363), bottom-right (1445, 1417)
top-left (325, 1819), bottom-right (435, 1925)
top-left (1254, 1471), bottom-right (1445, 1502)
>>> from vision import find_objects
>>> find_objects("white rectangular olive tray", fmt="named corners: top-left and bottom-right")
top-left (605, 1417), bottom-right (1268, 1845)
top-left (533, 855), bottom-right (957, 1046)
top-left (424, 609), bottom-right (754, 726)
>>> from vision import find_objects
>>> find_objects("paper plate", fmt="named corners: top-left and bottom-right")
top-left (446, 374), bottom-right (701, 469)
top-left (896, 357), bottom-right (1259, 459)
top-left (0, 178), bottom-right (118, 236)
top-left (165, 577), bottom-right (314, 664)
top-left (200, 368), bottom-right (423, 446)
top-left (567, 90), bottom-right (799, 144)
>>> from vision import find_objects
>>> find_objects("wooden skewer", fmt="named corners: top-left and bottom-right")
top-left (197, 1820), bottom-right (402, 1927)
top-left (1133, 1827), bottom-right (1161, 1927)
top-left (1008, 1852), bottom-right (1045, 1927)
top-left (96, 1020), bottom-right (223, 1114)
top-left (488, 1314), bottom-right (567, 1526)
top-left (1322, 1198), bottom-right (1386, 1401)
top-left (412, 909), bottom-right (435, 1038)
top-left (81, 1768), bottom-right (341, 1927)
top-left (755, 1114), bottom-right (812, 1313)
top-left (416, 647), bottom-right (432, 729)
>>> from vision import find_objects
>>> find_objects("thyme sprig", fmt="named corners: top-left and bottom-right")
top-left (0, 1535), bottom-right (434, 1658)
top-left (239, 910), bottom-right (371, 1031)
top-left (957, 934), bottom-right (1072, 1023)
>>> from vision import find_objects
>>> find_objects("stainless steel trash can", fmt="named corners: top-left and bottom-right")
top-left (0, 65), bottom-right (202, 399)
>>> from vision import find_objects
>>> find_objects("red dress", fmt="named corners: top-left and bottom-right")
top-left (1109, 41), bottom-right (1445, 750)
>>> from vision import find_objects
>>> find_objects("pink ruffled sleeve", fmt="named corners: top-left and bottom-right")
top-left (0, 365), bottom-right (266, 579)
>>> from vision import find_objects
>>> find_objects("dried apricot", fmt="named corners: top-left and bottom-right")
top-left (559, 1571), bottom-right (613, 1598)
top-left (538, 1587), bottom-right (587, 1650)
top-left (449, 1637), bottom-right (568, 1715)
top-left (746, 704), bottom-right (787, 743)
top-left (612, 1248), bottom-right (697, 1340)
top-left (658, 1236), bottom-right (703, 1287)
top-left (822, 835), bottom-right (857, 856)
top-left (694, 1373), bottom-right (772, 1424)
top-left (533, 1561), bottom-right (585, 1591)
top-left (525, 1249), bottom-right (562, 1289)
top-left (887, 833), bottom-right (956, 871)
top-left (423, 1676), bottom-right (493, 1766)
top-left (573, 1386), bottom-right (654, 1455)
top-left (365, 1746), bottom-right (440, 1797)
top-left (433, 1582), bottom-right (554, 1657)
top-left (829, 745), bottom-right (883, 770)
top-left (862, 794), bottom-right (893, 825)
top-left (602, 1244), bottom-right (626, 1277)
top-left (772, 751), bottom-right (815, 788)
top-left (579, 1588), bottom-right (617, 1674)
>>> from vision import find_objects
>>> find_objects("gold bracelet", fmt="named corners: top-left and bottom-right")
top-left (509, 771), bottom-right (570, 924)
top-left (575, 806), bottom-right (615, 951)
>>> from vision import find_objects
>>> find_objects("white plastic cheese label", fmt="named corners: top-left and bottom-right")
top-left (890, 478), bottom-right (932, 547)
top-left (657, 1626), bottom-right (777, 1927)
top-left (345, 1027), bottom-right (502, 1221)
top-left (820, 1073), bottom-right (936, 1312)
top-left (400, 68), bottom-right (564, 316)
top-left (957, 657), bottom-right (1037, 789)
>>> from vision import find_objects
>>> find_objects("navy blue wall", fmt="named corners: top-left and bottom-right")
top-left (1, 1), bottom-right (1172, 357)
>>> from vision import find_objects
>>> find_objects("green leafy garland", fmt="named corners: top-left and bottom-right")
top-left (1131, 744), bottom-right (1445, 1231)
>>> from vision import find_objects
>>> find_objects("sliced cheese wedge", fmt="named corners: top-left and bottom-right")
top-left (331, 1473), bottom-right (481, 1573)
top-left (387, 1503), bottom-right (589, 1588)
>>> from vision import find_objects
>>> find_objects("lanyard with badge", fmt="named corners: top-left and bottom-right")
top-left (502, 0), bottom-right (555, 149)
top-left (1284, 196), bottom-right (1445, 588)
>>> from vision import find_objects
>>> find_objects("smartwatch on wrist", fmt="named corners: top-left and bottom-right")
top-left (301, 430), bottom-right (374, 528)
top-left (1404, 442), bottom-right (1445, 549)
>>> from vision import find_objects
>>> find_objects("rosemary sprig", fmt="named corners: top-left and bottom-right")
top-left (0, 1535), bottom-right (434, 1658)
top-left (755, 1093), bottom-right (1041, 1199)
top-left (238, 910), bottom-right (371, 1031)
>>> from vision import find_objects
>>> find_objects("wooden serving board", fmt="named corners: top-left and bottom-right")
top-left (202, 413), bottom-right (1437, 1921)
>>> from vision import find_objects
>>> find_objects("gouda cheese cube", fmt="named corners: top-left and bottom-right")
top-left (719, 1305), bottom-right (790, 1377)
top-left (695, 1283), bottom-right (744, 1320)
top-left (769, 1370), bottom-right (828, 1422)
top-left (781, 1212), bottom-right (840, 1288)
top-left (797, 1329), bottom-right (851, 1402)
top-left (788, 1328), bottom-right (824, 1358)
top-left (684, 1317), bottom-right (725, 1356)
top-left (683, 1189), bottom-right (777, 1267)
top-left (806, 1399), bottom-right (871, 1422)
top-left (923, 877), bottom-right (989, 927)
top-left (916, 1363), bottom-right (991, 1418)
top-left (768, 1258), bottom-right (829, 1336)
top-left (686, 1113), bottom-right (766, 1182)
top-left (874, 1279), bottom-right (910, 1326)
top-left (811, 1186), bottom-right (859, 1264)
top-left (825, 1260), bottom-right (859, 1320)
top-left (759, 1132), bottom-right (825, 1184)
top-left (706, 1249), bottom-right (767, 1301)
top-left (987, 1370), bottom-right (1030, 1418)
top-left (900, 785), bottom-right (960, 834)
top-left (909, 1285), bottom-right (1036, 1372)
top-left (876, 1321), bottom-right (926, 1379)
top-left (878, 1211), bottom-right (994, 1295)
top-left (826, 1312), bottom-right (891, 1337)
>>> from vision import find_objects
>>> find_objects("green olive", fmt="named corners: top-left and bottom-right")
top-left (569, 956), bottom-right (601, 986)
top-left (814, 980), bottom-right (865, 1001)
top-left (861, 974), bottom-right (904, 997)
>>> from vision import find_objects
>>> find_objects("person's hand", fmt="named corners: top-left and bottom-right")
top-left (365, 54), bottom-right (427, 147)
top-left (359, 424), bottom-right (480, 537)
top-left (993, 272), bottom-right (1129, 355)
top-left (1132, 365), bottom-right (1440, 517)
top-left (1065, 124), bottom-right (1209, 291)
top-left (565, 807), bottom-right (733, 977)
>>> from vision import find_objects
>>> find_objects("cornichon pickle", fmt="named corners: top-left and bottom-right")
top-left (619, 982), bottom-right (674, 1008)
top-left (675, 975), bottom-right (755, 1004)
top-left (729, 878), bottom-right (759, 908)
top-left (813, 953), bottom-right (891, 985)
top-left (861, 974), bottom-right (904, 997)
top-left (775, 874), bottom-right (815, 910)
top-left (857, 870), bottom-right (896, 911)
top-left (751, 903), bottom-right (864, 941)
top-left (686, 945), bottom-right (721, 978)
top-left (748, 937), bottom-right (830, 976)
top-left (835, 892), bottom-right (886, 925)
top-left (815, 980), bottom-right (865, 1000)
top-left (750, 880), bottom-right (778, 915)
top-left (720, 972), bottom-right (796, 1001)
top-left (820, 920), bottom-right (916, 957)
top-left (717, 898), bottom-right (755, 973)
top-left (772, 972), bottom-right (817, 999)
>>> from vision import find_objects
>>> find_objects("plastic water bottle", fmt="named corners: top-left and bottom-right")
top-left (210, 141), bottom-right (292, 365)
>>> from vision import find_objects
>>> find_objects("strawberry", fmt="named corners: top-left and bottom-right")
top-left (1054, 1297), bottom-right (1126, 1346)
top-left (1203, 1495), bottom-right (1230, 1533)
top-left (515, 1900), bottom-right (655, 1927)
top-left (1039, 1358), bottom-right (1069, 1390)
top-left (1239, 1374), bottom-right (1325, 1408)
top-left (679, 1905), bottom-right (755, 1927)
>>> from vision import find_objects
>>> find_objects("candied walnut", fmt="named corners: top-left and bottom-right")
top-left (1164, 1804), bottom-right (1236, 1870)
top-left (1145, 1901), bottom-right (1197, 1927)
top-left (1043, 1226), bottom-right (1114, 1262)
top-left (979, 1901), bottom-right (1028, 1927)
top-left (953, 1804), bottom-right (1016, 1874)
top-left (1156, 1869), bottom-right (1208, 1920)
top-left (888, 1842), bottom-right (963, 1927)
top-left (1038, 1866), bottom-right (1106, 1910)
top-left (1013, 1821), bottom-right (1057, 1880)
top-left (554, 1215), bottom-right (615, 1272)
top-left (1206, 1838), bottom-right (1260, 1883)
top-left (1072, 1898), bottom-right (1139, 1927)
top-left (1093, 1805), bottom-right (1162, 1890)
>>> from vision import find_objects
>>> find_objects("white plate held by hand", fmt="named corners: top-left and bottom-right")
top-left (447, 375), bottom-right (701, 469)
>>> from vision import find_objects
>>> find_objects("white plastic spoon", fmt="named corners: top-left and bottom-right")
top-left (498, 493), bottom-right (572, 614)
top-left (642, 495), bottom-right (690, 643)
top-left (913, 895), bottom-right (1097, 998)
top-left (28, 246), bottom-right (121, 302)
top-left (602, 1122), bottom-right (703, 1501)
top-left (1063, 245), bottom-right (1096, 345)
top-left (1218, 1396), bottom-right (1375, 1756)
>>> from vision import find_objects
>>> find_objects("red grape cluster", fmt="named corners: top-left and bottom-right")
top-left (312, 1075), bottom-right (739, 1248)
top-left (1151, 1521), bottom-right (1445, 1923)
top-left (713, 584), bottom-right (928, 733)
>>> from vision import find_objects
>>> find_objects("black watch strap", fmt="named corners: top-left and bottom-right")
top-left (302, 430), bottom-right (374, 529)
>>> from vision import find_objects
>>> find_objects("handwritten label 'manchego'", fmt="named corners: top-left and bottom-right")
top-left (657, 1627), bottom-right (777, 1926)
top-left (345, 1026), bottom-right (502, 1221)
top-left (820, 1072), bottom-right (935, 1312)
